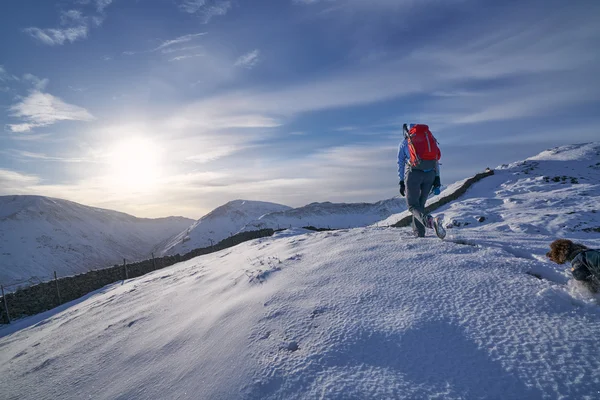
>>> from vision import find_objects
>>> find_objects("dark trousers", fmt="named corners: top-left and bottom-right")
top-left (405, 168), bottom-right (435, 237)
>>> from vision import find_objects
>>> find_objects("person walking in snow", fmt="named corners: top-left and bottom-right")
top-left (397, 123), bottom-right (444, 238)
top-left (546, 239), bottom-right (600, 292)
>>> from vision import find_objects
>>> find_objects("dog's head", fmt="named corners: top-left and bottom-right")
top-left (546, 239), bottom-right (588, 264)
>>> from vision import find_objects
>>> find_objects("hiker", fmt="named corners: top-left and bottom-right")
top-left (397, 123), bottom-right (444, 238)
top-left (546, 239), bottom-right (600, 291)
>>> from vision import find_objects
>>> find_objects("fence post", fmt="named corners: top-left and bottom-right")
top-left (152, 253), bottom-right (156, 271)
top-left (54, 271), bottom-right (62, 305)
top-left (123, 259), bottom-right (128, 280)
top-left (1, 285), bottom-right (10, 324)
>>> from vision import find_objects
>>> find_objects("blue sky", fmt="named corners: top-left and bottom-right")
top-left (1, 0), bottom-right (599, 218)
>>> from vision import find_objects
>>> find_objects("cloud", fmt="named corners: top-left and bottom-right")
top-left (123, 33), bottom-right (207, 56)
top-left (161, 45), bottom-right (204, 54)
top-left (185, 146), bottom-right (240, 163)
top-left (24, 1), bottom-right (115, 45)
top-left (24, 26), bottom-right (89, 46)
top-left (0, 169), bottom-right (41, 194)
top-left (169, 54), bottom-right (205, 62)
top-left (95, 0), bottom-right (114, 13)
top-left (179, 0), bottom-right (207, 14)
top-left (235, 50), bottom-right (260, 69)
top-left (60, 10), bottom-right (86, 25)
top-left (1, 150), bottom-right (86, 163)
top-left (7, 91), bottom-right (95, 133)
top-left (23, 74), bottom-right (49, 91)
top-left (178, 0), bottom-right (232, 23)
top-left (155, 32), bottom-right (208, 51)
top-left (0, 65), bottom-right (14, 82)
top-left (177, 6), bottom-right (600, 131)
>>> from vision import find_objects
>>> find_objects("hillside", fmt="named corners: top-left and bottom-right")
top-left (240, 198), bottom-right (407, 232)
top-left (1, 143), bottom-right (599, 399)
top-left (157, 200), bottom-right (292, 256)
top-left (0, 196), bottom-right (193, 286)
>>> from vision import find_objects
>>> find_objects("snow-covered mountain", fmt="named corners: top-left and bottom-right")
top-left (0, 196), bottom-right (194, 286)
top-left (241, 198), bottom-right (407, 232)
top-left (2, 143), bottom-right (600, 399)
top-left (157, 200), bottom-right (292, 256)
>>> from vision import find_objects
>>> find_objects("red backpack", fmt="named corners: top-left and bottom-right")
top-left (406, 124), bottom-right (441, 170)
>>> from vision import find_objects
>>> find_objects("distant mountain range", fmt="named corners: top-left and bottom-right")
top-left (0, 195), bottom-right (193, 286)
top-left (1, 194), bottom-right (410, 285)
top-left (157, 198), bottom-right (408, 256)
top-left (155, 200), bottom-right (292, 256)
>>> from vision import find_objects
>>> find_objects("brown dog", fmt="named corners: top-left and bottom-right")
top-left (546, 239), bottom-right (589, 264)
top-left (547, 239), bottom-right (600, 292)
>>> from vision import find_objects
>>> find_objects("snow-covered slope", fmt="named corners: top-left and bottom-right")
top-left (0, 196), bottom-right (193, 286)
top-left (2, 143), bottom-right (600, 399)
top-left (380, 142), bottom-right (600, 241)
top-left (241, 198), bottom-right (407, 232)
top-left (157, 200), bottom-right (291, 256)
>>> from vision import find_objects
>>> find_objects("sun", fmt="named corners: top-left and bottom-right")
top-left (108, 137), bottom-right (162, 193)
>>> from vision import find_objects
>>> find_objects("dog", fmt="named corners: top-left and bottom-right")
top-left (546, 239), bottom-right (589, 264)
top-left (546, 239), bottom-right (600, 292)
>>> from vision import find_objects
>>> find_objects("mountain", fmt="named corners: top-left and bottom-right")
top-left (240, 198), bottom-right (407, 232)
top-left (1, 143), bottom-right (600, 399)
top-left (0, 196), bottom-right (194, 286)
top-left (157, 200), bottom-right (292, 256)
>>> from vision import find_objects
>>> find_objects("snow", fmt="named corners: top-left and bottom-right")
top-left (241, 198), bottom-right (407, 232)
top-left (1, 143), bottom-right (600, 399)
top-left (157, 200), bottom-right (292, 256)
top-left (0, 196), bottom-right (193, 287)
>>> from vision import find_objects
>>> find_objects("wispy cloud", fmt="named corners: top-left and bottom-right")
top-left (2, 150), bottom-right (86, 163)
top-left (95, 0), bottom-right (114, 13)
top-left (0, 169), bottom-right (41, 193)
top-left (235, 49), bottom-right (260, 69)
top-left (155, 32), bottom-right (208, 51)
top-left (185, 145), bottom-right (240, 163)
top-left (60, 10), bottom-right (86, 25)
top-left (7, 91), bottom-right (95, 133)
top-left (0, 65), bottom-right (17, 82)
top-left (123, 32), bottom-right (207, 56)
top-left (24, 1), bottom-right (115, 45)
top-left (178, 0), bottom-right (232, 23)
top-left (179, 0), bottom-right (207, 13)
top-left (22, 74), bottom-right (49, 91)
top-left (169, 54), bottom-right (205, 62)
top-left (24, 26), bottom-right (89, 46)
top-left (161, 45), bottom-right (204, 54)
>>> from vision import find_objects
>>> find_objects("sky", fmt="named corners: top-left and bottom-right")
top-left (1, 0), bottom-right (599, 219)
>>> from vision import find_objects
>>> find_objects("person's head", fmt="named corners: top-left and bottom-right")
top-left (546, 239), bottom-right (588, 264)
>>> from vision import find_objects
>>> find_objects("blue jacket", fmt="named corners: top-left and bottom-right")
top-left (571, 249), bottom-right (600, 282)
top-left (397, 138), bottom-right (440, 181)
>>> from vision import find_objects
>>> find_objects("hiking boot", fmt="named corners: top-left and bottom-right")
top-left (433, 216), bottom-right (447, 240)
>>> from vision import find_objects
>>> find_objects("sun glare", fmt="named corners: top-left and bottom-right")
top-left (108, 137), bottom-right (163, 193)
